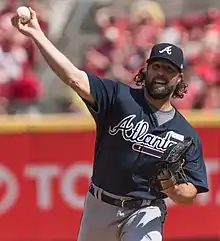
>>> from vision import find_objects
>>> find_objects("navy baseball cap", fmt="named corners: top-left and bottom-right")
top-left (146, 43), bottom-right (184, 71)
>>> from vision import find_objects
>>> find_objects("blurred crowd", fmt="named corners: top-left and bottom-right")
top-left (0, 0), bottom-right (219, 115)
top-left (0, 0), bottom-right (48, 114)
top-left (82, 0), bottom-right (220, 110)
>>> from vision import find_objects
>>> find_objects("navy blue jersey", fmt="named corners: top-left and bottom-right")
top-left (81, 73), bottom-right (209, 200)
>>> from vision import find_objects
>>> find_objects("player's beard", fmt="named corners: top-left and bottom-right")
top-left (144, 76), bottom-right (177, 100)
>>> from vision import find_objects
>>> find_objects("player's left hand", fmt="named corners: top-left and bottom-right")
top-left (157, 169), bottom-right (175, 190)
top-left (151, 137), bottom-right (193, 192)
top-left (157, 169), bottom-right (170, 180)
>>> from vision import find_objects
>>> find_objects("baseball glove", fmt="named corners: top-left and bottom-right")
top-left (150, 137), bottom-right (194, 192)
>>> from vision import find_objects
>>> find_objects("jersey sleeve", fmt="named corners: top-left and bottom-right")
top-left (82, 72), bottom-right (119, 122)
top-left (183, 138), bottom-right (209, 194)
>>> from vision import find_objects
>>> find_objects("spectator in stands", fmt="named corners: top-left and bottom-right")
top-left (0, 0), bottom-right (49, 114)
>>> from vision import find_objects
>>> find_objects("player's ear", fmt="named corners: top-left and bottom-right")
top-left (177, 72), bottom-right (183, 83)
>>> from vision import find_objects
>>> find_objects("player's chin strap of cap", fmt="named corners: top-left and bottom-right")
top-left (89, 183), bottom-right (161, 209)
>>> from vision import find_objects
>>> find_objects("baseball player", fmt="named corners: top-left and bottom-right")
top-left (11, 8), bottom-right (209, 241)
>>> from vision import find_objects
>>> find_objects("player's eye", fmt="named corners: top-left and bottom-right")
top-left (167, 66), bottom-right (175, 73)
top-left (152, 63), bottom-right (160, 70)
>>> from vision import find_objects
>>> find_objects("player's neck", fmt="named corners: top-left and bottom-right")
top-left (144, 91), bottom-right (173, 111)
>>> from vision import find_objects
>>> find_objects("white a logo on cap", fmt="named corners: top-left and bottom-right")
top-left (159, 46), bottom-right (172, 55)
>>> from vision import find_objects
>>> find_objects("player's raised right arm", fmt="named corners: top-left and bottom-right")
top-left (11, 7), bottom-right (95, 105)
top-left (32, 31), bottom-right (94, 104)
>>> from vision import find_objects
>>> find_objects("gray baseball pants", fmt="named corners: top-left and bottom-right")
top-left (77, 186), bottom-right (166, 241)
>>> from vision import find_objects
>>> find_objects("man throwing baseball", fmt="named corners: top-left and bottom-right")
top-left (11, 7), bottom-right (209, 241)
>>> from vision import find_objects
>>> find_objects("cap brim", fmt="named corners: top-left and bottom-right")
top-left (146, 56), bottom-right (182, 72)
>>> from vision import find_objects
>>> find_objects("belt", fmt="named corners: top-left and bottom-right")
top-left (89, 185), bottom-right (152, 209)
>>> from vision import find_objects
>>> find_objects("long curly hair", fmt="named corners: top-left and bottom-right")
top-left (134, 67), bottom-right (188, 99)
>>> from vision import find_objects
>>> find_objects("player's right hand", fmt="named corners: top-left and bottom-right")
top-left (11, 7), bottom-right (43, 37)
